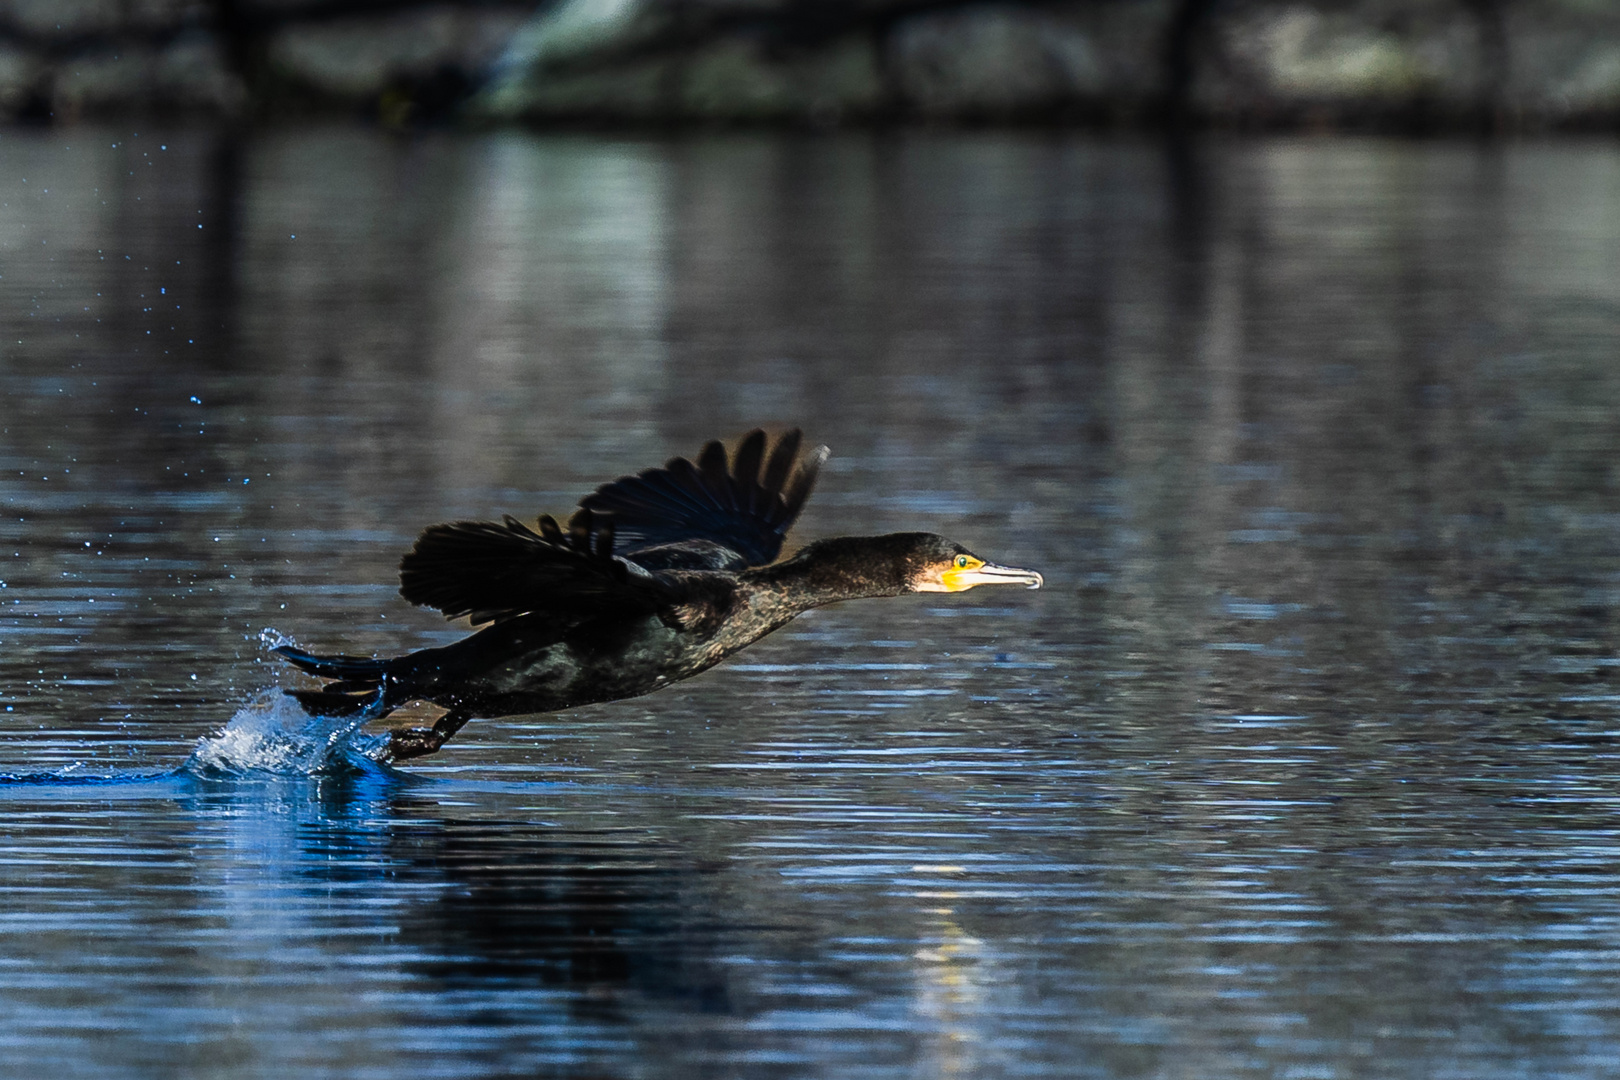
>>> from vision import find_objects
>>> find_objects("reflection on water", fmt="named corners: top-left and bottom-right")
top-left (3, 126), bottom-right (1620, 1076)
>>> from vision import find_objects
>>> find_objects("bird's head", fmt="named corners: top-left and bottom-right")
top-left (767, 532), bottom-right (1043, 601)
top-left (893, 533), bottom-right (1044, 593)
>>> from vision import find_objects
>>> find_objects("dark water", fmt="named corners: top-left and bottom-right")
top-left (3, 126), bottom-right (1620, 1077)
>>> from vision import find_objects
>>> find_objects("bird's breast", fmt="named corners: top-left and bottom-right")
top-left (480, 615), bottom-right (719, 708)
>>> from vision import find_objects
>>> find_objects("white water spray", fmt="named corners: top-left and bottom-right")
top-left (187, 690), bottom-right (392, 775)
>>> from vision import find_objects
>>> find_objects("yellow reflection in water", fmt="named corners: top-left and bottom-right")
top-left (909, 869), bottom-right (992, 1079)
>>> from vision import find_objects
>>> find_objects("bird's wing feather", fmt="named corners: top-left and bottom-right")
top-left (398, 509), bottom-right (674, 625)
top-left (579, 428), bottom-right (829, 567)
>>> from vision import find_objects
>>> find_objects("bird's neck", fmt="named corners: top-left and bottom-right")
top-left (742, 537), bottom-right (909, 617)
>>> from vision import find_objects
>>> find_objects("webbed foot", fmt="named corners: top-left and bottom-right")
top-left (385, 711), bottom-right (471, 761)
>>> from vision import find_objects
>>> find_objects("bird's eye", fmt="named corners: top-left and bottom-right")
top-left (954, 555), bottom-right (971, 569)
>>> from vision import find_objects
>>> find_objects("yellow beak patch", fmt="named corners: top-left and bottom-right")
top-left (940, 557), bottom-right (987, 592)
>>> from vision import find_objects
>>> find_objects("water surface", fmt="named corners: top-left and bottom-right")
top-left (2, 127), bottom-right (1620, 1077)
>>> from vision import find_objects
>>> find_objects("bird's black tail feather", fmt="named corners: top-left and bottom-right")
top-left (272, 644), bottom-right (389, 683)
top-left (273, 644), bottom-right (398, 718)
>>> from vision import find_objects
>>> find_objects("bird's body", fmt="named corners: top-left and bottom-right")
top-left (276, 431), bottom-right (1041, 760)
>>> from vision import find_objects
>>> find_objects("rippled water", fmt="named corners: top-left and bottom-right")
top-left (3, 127), bottom-right (1620, 1076)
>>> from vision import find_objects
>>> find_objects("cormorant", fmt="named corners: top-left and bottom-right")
top-left (275, 429), bottom-right (1043, 760)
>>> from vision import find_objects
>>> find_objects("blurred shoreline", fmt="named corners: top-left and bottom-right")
top-left (1, 0), bottom-right (1618, 133)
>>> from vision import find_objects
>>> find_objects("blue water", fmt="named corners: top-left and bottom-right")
top-left (3, 127), bottom-right (1620, 1076)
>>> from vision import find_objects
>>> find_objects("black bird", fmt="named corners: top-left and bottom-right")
top-left (275, 429), bottom-right (1043, 760)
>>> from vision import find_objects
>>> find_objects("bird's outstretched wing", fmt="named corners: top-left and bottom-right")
top-left (398, 509), bottom-right (673, 626)
top-left (578, 428), bottom-right (828, 568)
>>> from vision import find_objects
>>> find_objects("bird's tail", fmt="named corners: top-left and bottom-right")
top-left (273, 644), bottom-right (389, 682)
top-left (273, 644), bottom-right (397, 718)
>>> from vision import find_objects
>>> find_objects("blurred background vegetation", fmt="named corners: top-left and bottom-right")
top-left (0, 0), bottom-right (1617, 129)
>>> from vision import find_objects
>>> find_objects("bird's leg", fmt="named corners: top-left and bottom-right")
top-left (386, 710), bottom-right (471, 761)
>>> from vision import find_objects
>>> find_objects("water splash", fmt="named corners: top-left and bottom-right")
top-left (258, 626), bottom-right (295, 652)
top-left (0, 631), bottom-right (399, 786)
top-left (0, 689), bottom-right (402, 791)
top-left (179, 627), bottom-right (394, 776)
top-left (185, 688), bottom-right (392, 777)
